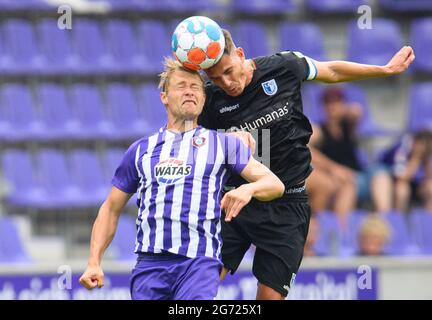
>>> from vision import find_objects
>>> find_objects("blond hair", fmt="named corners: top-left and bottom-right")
top-left (358, 215), bottom-right (391, 243)
top-left (158, 57), bottom-right (205, 92)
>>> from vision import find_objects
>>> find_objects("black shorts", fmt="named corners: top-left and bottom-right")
top-left (221, 184), bottom-right (311, 297)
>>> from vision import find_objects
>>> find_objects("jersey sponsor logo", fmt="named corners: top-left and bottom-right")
top-left (237, 104), bottom-right (289, 131)
top-left (261, 79), bottom-right (278, 96)
top-left (192, 136), bottom-right (206, 148)
top-left (219, 103), bottom-right (240, 114)
top-left (154, 158), bottom-right (192, 184)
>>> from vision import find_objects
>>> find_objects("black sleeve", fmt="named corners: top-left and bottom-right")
top-left (278, 51), bottom-right (317, 82)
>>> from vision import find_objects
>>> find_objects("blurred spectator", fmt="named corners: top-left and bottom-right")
top-left (309, 87), bottom-right (392, 224)
top-left (357, 215), bottom-right (391, 256)
top-left (381, 130), bottom-right (432, 212)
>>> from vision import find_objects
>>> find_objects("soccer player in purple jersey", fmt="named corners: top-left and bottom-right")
top-left (79, 58), bottom-right (285, 300)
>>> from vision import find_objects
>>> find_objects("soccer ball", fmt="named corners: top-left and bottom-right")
top-left (172, 16), bottom-right (225, 71)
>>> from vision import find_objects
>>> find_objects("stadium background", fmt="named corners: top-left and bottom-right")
top-left (0, 0), bottom-right (432, 300)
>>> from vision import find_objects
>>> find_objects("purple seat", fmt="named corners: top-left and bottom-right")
top-left (104, 148), bottom-right (126, 185)
top-left (137, 84), bottom-right (166, 134)
top-left (378, 0), bottom-right (432, 11)
top-left (0, 84), bottom-right (44, 142)
top-left (408, 82), bottom-right (432, 132)
top-left (301, 83), bottom-right (324, 125)
top-left (347, 19), bottom-right (403, 66)
top-left (278, 22), bottom-right (326, 61)
top-left (106, 19), bottom-right (149, 74)
top-left (36, 149), bottom-right (81, 208)
top-left (70, 84), bottom-right (112, 140)
top-left (110, 215), bottom-right (137, 261)
top-left (314, 210), bottom-right (342, 256)
top-left (234, 21), bottom-right (271, 58)
top-left (38, 84), bottom-right (80, 141)
top-left (1, 150), bottom-right (45, 208)
top-left (137, 21), bottom-right (171, 74)
top-left (231, 0), bottom-right (296, 14)
top-left (0, 0), bottom-right (51, 10)
top-left (106, 83), bottom-right (148, 140)
top-left (382, 210), bottom-right (414, 255)
top-left (306, 0), bottom-right (368, 12)
top-left (0, 217), bottom-right (32, 264)
top-left (409, 208), bottom-right (432, 255)
top-left (70, 149), bottom-right (107, 206)
top-left (339, 209), bottom-right (369, 257)
top-left (73, 19), bottom-right (113, 74)
top-left (38, 18), bottom-right (78, 75)
top-left (410, 18), bottom-right (432, 73)
top-left (2, 19), bottom-right (45, 74)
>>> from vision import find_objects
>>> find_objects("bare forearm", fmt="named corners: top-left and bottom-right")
top-left (246, 174), bottom-right (285, 201)
top-left (88, 202), bottom-right (121, 267)
top-left (319, 61), bottom-right (390, 83)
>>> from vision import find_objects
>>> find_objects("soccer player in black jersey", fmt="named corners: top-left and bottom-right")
top-left (198, 29), bottom-right (415, 300)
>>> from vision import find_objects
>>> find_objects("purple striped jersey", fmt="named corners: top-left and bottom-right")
top-left (111, 125), bottom-right (251, 260)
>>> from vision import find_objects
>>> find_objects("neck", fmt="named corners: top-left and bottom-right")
top-left (244, 59), bottom-right (255, 87)
top-left (167, 117), bottom-right (198, 133)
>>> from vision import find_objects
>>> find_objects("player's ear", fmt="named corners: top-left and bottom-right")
top-left (236, 47), bottom-right (245, 61)
top-left (160, 91), bottom-right (168, 106)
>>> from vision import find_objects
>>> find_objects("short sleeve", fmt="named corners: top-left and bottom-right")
top-left (111, 141), bottom-right (140, 194)
top-left (279, 51), bottom-right (317, 82)
top-left (219, 133), bottom-right (252, 175)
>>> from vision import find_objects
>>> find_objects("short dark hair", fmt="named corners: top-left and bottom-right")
top-left (322, 87), bottom-right (346, 105)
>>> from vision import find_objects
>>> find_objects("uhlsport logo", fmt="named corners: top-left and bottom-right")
top-left (154, 158), bottom-right (192, 185)
top-left (261, 79), bottom-right (278, 96)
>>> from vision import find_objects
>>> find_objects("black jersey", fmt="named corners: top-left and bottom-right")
top-left (198, 51), bottom-right (317, 189)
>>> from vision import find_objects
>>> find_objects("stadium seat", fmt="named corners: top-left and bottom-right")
top-left (137, 20), bottom-right (171, 75)
top-left (408, 82), bottom-right (432, 132)
top-left (0, 0), bottom-right (51, 11)
top-left (378, 0), bottom-right (432, 11)
top-left (410, 18), bottom-right (432, 73)
top-left (1, 150), bottom-right (45, 208)
top-left (36, 149), bottom-right (81, 208)
top-left (73, 19), bottom-right (113, 74)
top-left (106, 83), bottom-right (148, 140)
top-left (0, 216), bottom-right (32, 264)
top-left (69, 149), bottom-right (107, 206)
top-left (110, 215), bottom-right (137, 261)
top-left (70, 84), bottom-right (112, 140)
top-left (314, 210), bottom-right (342, 256)
top-left (305, 0), bottom-right (368, 13)
top-left (38, 18), bottom-right (78, 75)
top-left (381, 210), bottom-right (415, 255)
top-left (409, 208), bottom-right (432, 255)
top-left (106, 19), bottom-right (150, 74)
top-left (104, 148), bottom-right (126, 185)
top-left (278, 22), bottom-right (327, 61)
top-left (338, 209), bottom-right (369, 257)
top-left (231, 0), bottom-right (296, 14)
top-left (137, 84), bottom-right (167, 134)
top-left (1, 19), bottom-right (45, 74)
top-left (347, 19), bottom-right (403, 66)
top-left (234, 21), bottom-right (271, 58)
top-left (38, 84), bottom-right (80, 141)
top-left (0, 84), bottom-right (44, 142)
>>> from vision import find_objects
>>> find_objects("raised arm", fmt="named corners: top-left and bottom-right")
top-left (221, 157), bottom-right (285, 222)
top-left (314, 46), bottom-right (415, 83)
top-left (79, 186), bottom-right (132, 289)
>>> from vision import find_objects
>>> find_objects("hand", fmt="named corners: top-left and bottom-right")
top-left (221, 185), bottom-right (254, 222)
top-left (385, 46), bottom-right (415, 75)
top-left (79, 265), bottom-right (104, 290)
top-left (227, 131), bottom-right (256, 154)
